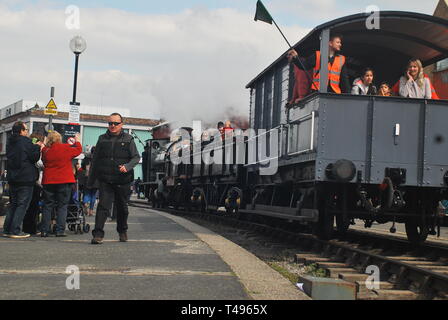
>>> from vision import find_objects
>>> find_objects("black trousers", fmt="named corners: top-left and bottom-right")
top-left (92, 181), bottom-right (131, 238)
top-left (22, 185), bottom-right (42, 234)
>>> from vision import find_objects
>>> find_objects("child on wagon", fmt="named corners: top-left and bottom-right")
top-left (351, 67), bottom-right (377, 95)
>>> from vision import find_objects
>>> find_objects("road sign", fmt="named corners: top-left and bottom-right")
top-left (44, 98), bottom-right (58, 115)
top-left (67, 137), bottom-right (76, 145)
top-left (68, 102), bottom-right (80, 124)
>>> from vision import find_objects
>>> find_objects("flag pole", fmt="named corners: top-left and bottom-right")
top-left (271, 19), bottom-right (292, 48)
top-left (254, 0), bottom-right (317, 92)
top-left (271, 18), bottom-right (318, 91)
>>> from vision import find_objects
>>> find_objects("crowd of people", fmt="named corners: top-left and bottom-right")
top-left (1, 112), bottom-right (141, 245)
top-left (287, 34), bottom-right (440, 103)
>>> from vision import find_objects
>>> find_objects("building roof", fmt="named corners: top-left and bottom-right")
top-left (31, 110), bottom-right (160, 126)
top-left (0, 108), bottom-right (160, 127)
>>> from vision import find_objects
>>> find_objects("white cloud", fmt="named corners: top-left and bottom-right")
top-left (0, 4), bottom-right (308, 127)
top-left (270, 0), bottom-right (437, 26)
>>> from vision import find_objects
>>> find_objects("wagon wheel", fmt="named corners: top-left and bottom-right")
top-left (225, 187), bottom-right (242, 216)
top-left (405, 214), bottom-right (429, 245)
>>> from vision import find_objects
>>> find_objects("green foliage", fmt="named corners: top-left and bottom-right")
top-left (304, 263), bottom-right (329, 278)
top-left (267, 262), bottom-right (299, 284)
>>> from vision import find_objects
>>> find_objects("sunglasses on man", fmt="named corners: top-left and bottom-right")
top-left (108, 122), bottom-right (122, 126)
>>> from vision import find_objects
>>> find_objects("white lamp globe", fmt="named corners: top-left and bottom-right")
top-left (70, 35), bottom-right (87, 54)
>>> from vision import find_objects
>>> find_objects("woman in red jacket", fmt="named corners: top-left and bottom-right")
top-left (40, 131), bottom-right (82, 237)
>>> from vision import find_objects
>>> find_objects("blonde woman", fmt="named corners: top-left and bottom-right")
top-left (40, 131), bottom-right (82, 237)
top-left (399, 58), bottom-right (432, 99)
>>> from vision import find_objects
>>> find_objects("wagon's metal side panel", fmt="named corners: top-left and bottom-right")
top-left (249, 88), bottom-right (256, 129)
top-left (315, 96), bottom-right (369, 182)
top-left (254, 81), bottom-right (264, 130)
top-left (314, 95), bottom-right (448, 187)
top-left (272, 66), bottom-right (283, 128)
top-left (369, 99), bottom-right (421, 186)
top-left (423, 101), bottom-right (448, 187)
top-left (263, 73), bottom-right (274, 130)
top-left (286, 97), bottom-right (319, 161)
top-left (273, 96), bottom-right (319, 175)
top-left (280, 64), bottom-right (290, 125)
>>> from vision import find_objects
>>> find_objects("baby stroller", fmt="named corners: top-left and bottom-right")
top-left (66, 183), bottom-right (90, 234)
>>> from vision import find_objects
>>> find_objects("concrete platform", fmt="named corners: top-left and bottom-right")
top-left (0, 206), bottom-right (309, 300)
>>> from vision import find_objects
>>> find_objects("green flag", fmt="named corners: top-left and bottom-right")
top-left (254, 0), bottom-right (273, 24)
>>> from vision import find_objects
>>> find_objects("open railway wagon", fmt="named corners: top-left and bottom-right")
top-left (245, 11), bottom-right (448, 244)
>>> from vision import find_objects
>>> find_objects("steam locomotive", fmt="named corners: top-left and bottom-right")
top-left (142, 11), bottom-right (448, 244)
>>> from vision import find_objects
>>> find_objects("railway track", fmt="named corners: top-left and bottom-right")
top-left (130, 200), bottom-right (448, 300)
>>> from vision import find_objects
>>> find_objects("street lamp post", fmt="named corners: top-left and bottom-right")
top-left (69, 35), bottom-right (87, 106)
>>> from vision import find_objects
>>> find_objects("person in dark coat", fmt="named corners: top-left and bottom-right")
top-left (88, 113), bottom-right (140, 244)
top-left (2, 121), bottom-right (42, 238)
top-left (22, 133), bottom-right (45, 235)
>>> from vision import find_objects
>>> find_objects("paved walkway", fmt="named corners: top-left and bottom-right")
top-left (0, 206), bottom-right (308, 300)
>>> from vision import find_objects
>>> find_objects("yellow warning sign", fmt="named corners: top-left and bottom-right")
top-left (44, 98), bottom-right (58, 115)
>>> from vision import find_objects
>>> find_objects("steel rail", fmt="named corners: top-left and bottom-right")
top-left (130, 200), bottom-right (448, 298)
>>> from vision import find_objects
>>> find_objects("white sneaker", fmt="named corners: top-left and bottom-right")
top-left (8, 232), bottom-right (30, 239)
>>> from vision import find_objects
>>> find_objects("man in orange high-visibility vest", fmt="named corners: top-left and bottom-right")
top-left (287, 34), bottom-right (350, 94)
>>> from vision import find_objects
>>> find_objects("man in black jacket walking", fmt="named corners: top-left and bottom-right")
top-left (2, 121), bottom-right (42, 238)
top-left (88, 113), bottom-right (140, 244)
